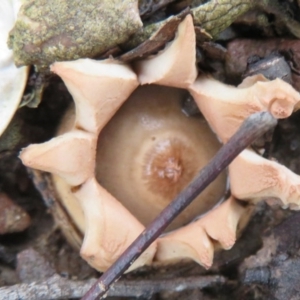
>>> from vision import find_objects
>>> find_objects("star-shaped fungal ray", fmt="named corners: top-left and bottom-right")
top-left (51, 59), bottom-right (139, 134)
top-left (135, 15), bottom-right (197, 89)
top-left (156, 224), bottom-right (214, 269)
top-left (156, 197), bottom-right (247, 267)
top-left (74, 178), bottom-right (157, 272)
top-left (229, 149), bottom-right (300, 208)
top-left (20, 130), bottom-right (96, 186)
top-left (189, 75), bottom-right (300, 143)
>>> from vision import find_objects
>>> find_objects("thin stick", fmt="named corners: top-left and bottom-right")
top-left (82, 111), bottom-right (277, 300)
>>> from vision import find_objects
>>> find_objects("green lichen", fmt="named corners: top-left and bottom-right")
top-left (123, 14), bottom-right (181, 51)
top-left (191, 0), bottom-right (300, 39)
top-left (124, 22), bottom-right (162, 50)
top-left (191, 0), bottom-right (256, 38)
top-left (9, 0), bottom-right (142, 68)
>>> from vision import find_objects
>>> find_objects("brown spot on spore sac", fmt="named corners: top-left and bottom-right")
top-left (143, 138), bottom-right (197, 200)
top-left (70, 185), bottom-right (82, 193)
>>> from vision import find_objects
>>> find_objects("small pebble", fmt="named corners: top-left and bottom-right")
top-left (0, 193), bottom-right (31, 234)
top-left (16, 248), bottom-right (56, 283)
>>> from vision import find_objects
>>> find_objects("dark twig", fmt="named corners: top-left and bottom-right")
top-left (82, 112), bottom-right (277, 300)
top-left (0, 274), bottom-right (227, 300)
top-left (139, 0), bottom-right (176, 19)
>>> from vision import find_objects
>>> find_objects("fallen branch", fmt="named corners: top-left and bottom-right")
top-left (0, 274), bottom-right (227, 300)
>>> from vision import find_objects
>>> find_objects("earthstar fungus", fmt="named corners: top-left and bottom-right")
top-left (20, 15), bottom-right (300, 272)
